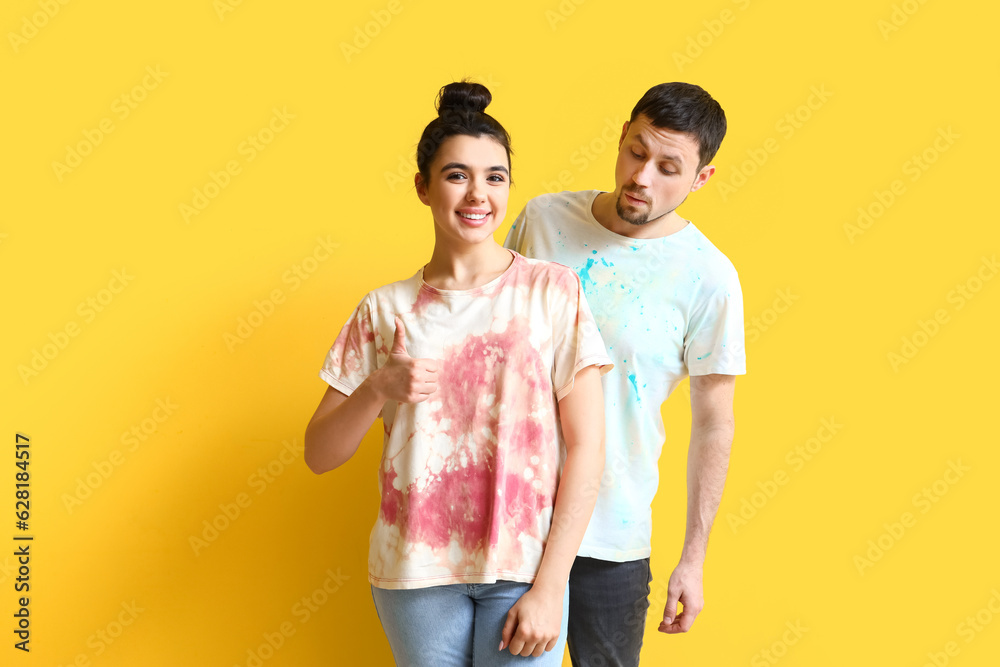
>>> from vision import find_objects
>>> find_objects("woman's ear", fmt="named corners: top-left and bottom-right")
top-left (415, 172), bottom-right (430, 206)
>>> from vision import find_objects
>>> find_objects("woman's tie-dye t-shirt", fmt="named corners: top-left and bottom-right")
top-left (320, 251), bottom-right (612, 590)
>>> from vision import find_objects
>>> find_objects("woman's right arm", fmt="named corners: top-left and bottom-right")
top-left (304, 317), bottom-right (439, 474)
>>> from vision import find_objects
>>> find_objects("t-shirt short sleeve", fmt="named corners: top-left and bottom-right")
top-left (683, 275), bottom-right (746, 376)
top-left (551, 269), bottom-right (613, 400)
top-left (319, 294), bottom-right (379, 396)
top-left (503, 207), bottom-right (528, 254)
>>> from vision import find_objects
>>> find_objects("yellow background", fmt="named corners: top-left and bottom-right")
top-left (3, 0), bottom-right (998, 665)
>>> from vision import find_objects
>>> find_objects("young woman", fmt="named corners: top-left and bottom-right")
top-left (304, 81), bottom-right (611, 666)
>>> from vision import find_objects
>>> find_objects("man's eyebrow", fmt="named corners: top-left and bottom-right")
top-left (634, 134), bottom-right (684, 163)
top-left (440, 162), bottom-right (509, 175)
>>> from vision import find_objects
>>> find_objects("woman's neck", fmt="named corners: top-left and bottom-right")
top-left (423, 241), bottom-right (513, 291)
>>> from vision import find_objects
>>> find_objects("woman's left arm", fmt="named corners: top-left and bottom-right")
top-left (500, 364), bottom-right (605, 657)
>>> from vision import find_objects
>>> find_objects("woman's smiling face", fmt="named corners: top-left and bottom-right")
top-left (416, 134), bottom-right (511, 248)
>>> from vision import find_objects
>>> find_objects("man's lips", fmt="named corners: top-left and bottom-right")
top-left (623, 191), bottom-right (648, 206)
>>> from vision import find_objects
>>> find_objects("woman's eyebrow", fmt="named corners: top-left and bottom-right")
top-left (440, 162), bottom-right (509, 175)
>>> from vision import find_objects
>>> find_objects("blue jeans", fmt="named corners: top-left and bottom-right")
top-left (566, 557), bottom-right (652, 667)
top-left (371, 581), bottom-right (570, 666)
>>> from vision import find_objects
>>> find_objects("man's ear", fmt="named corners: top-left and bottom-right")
top-left (618, 121), bottom-right (630, 149)
top-left (415, 172), bottom-right (430, 205)
top-left (690, 165), bottom-right (716, 192)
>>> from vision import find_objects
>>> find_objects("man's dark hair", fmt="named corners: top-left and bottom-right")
top-left (630, 82), bottom-right (727, 170)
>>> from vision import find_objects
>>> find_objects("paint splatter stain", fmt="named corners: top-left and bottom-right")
top-left (627, 372), bottom-right (640, 402)
top-left (578, 257), bottom-right (597, 292)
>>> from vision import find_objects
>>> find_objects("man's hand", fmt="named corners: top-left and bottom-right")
top-left (659, 561), bottom-right (704, 634)
top-left (500, 585), bottom-right (563, 657)
top-left (369, 317), bottom-right (439, 403)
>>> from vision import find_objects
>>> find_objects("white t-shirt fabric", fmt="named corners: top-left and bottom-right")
top-left (319, 250), bottom-right (613, 589)
top-left (504, 190), bottom-right (746, 561)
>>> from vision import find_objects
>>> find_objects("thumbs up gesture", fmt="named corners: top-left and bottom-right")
top-left (371, 317), bottom-right (440, 403)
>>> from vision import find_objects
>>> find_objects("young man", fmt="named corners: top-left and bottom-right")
top-left (504, 82), bottom-right (745, 666)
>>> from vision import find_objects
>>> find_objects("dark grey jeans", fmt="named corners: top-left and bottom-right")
top-left (567, 556), bottom-right (652, 667)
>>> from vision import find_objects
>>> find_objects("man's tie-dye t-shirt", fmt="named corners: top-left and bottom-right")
top-left (320, 251), bottom-right (612, 590)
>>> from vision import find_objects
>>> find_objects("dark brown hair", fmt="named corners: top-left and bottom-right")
top-left (416, 80), bottom-right (513, 183)
top-left (631, 82), bottom-right (727, 170)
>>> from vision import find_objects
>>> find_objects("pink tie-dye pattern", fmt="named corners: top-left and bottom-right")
top-left (510, 257), bottom-right (580, 303)
top-left (379, 464), bottom-right (405, 527)
top-left (322, 255), bottom-right (614, 586)
top-left (379, 315), bottom-right (558, 569)
top-left (331, 301), bottom-right (378, 376)
top-left (407, 447), bottom-right (495, 553)
top-left (410, 286), bottom-right (437, 316)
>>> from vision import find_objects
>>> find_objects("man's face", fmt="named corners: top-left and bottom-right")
top-left (611, 114), bottom-right (714, 226)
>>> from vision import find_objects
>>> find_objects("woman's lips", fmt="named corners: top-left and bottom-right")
top-left (457, 210), bottom-right (491, 226)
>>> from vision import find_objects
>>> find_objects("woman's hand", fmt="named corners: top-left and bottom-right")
top-left (304, 317), bottom-right (439, 473)
top-left (369, 317), bottom-right (440, 403)
top-left (499, 583), bottom-right (564, 657)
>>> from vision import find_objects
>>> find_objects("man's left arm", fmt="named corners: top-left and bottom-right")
top-left (659, 372), bottom-right (736, 634)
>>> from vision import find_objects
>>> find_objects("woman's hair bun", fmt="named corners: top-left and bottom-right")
top-left (415, 79), bottom-right (511, 181)
top-left (437, 81), bottom-right (491, 115)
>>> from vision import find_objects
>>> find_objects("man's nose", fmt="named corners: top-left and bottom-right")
top-left (631, 160), bottom-right (653, 187)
